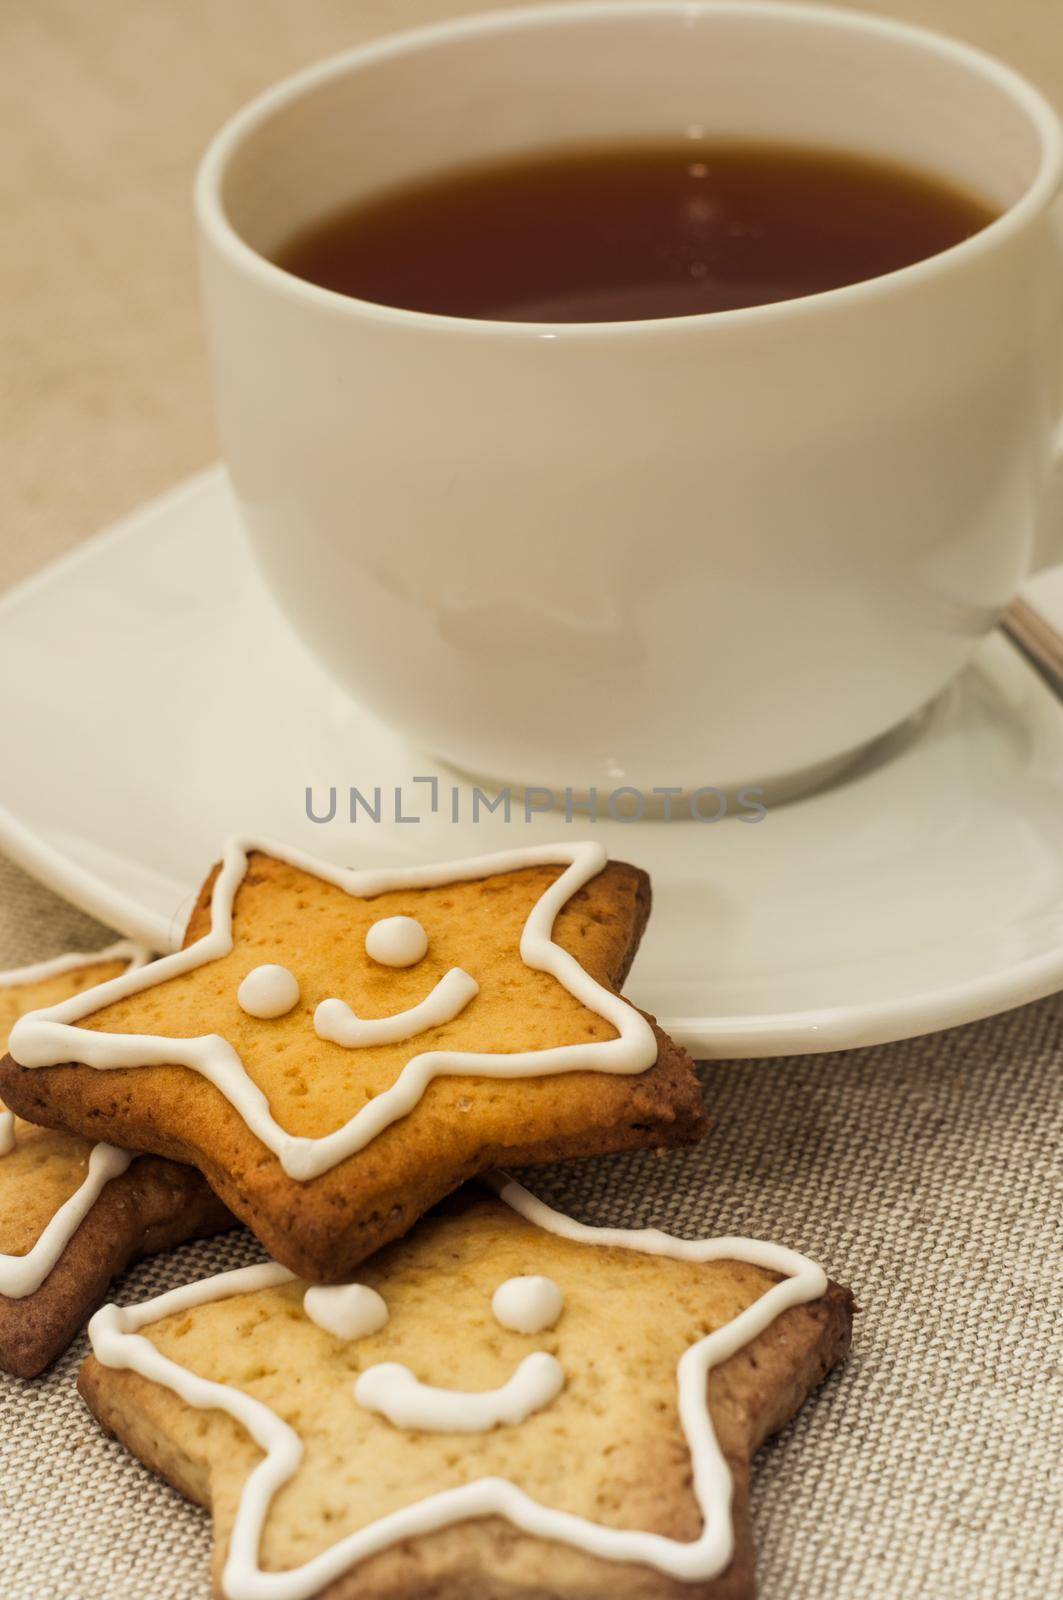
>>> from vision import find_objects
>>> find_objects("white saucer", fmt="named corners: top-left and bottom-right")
top-left (2, 466), bottom-right (1063, 1058)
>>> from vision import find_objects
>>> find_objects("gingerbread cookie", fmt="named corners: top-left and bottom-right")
top-left (1, 840), bottom-right (707, 1281)
top-left (0, 944), bottom-right (233, 1378)
top-left (80, 1179), bottom-right (852, 1600)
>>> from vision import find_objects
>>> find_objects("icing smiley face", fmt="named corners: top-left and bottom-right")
top-left (354, 1271), bottom-right (568, 1434)
top-left (231, 932), bottom-right (478, 1048)
top-left (299, 1266), bottom-right (569, 1435)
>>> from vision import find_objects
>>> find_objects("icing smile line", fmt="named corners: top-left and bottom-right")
top-left (86, 1177), bottom-right (830, 1600)
top-left (354, 1351), bottom-right (565, 1432)
top-left (8, 839), bottom-right (658, 1183)
top-left (314, 968), bottom-right (479, 1048)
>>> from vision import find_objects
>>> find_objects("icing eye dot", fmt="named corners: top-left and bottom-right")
top-left (491, 1275), bottom-right (564, 1334)
top-left (365, 915), bottom-right (428, 968)
top-left (303, 1283), bottom-right (389, 1341)
top-left (237, 964), bottom-right (300, 1019)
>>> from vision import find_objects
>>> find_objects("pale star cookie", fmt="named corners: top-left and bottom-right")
top-left (80, 1179), bottom-right (853, 1600)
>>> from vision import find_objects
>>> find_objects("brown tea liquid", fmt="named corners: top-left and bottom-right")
top-left (274, 140), bottom-right (997, 323)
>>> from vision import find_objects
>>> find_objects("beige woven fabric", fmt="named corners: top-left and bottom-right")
top-left (0, 851), bottom-right (1059, 1600)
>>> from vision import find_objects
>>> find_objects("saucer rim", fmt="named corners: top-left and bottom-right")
top-left (2, 466), bottom-right (1062, 1059)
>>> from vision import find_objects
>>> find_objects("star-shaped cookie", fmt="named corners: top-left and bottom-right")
top-left (0, 841), bottom-right (707, 1281)
top-left (0, 944), bottom-right (232, 1377)
top-left (80, 1180), bottom-right (852, 1600)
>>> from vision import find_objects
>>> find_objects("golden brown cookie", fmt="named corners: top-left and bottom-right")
top-left (0, 945), bottom-right (233, 1377)
top-left (0, 841), bottom-right (707, 1281)
top-left (79, 1181), bottom-right (852, 1600)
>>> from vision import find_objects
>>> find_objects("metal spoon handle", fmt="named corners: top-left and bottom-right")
top-left (1000, 596), bottom-right (1063, 699)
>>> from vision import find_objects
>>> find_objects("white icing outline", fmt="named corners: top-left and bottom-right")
top-left (0, 942), bottom-right (148, 1298)
top-left (354, 1350), bottom-right (565, 1433)
top-left (87, 1176), bottom-right (829, 1598)
top-left (0, 944), bottom-right (147, 991)
top-left (0, 1143), bottom-right (135, 1298)
top-left (10, 840), bottom-right (657, 1182)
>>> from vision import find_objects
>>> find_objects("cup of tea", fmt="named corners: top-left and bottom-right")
top-left (195, 1), bottom-right (1063, 796)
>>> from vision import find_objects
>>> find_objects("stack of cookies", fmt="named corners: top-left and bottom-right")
top-left (0, 837), bottom-right (852, 1600)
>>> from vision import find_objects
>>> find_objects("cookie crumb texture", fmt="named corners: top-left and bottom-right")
top-left (80, 1193), bottom-right (853, 1600)
top-left (2, 856), bottom-right (706, 1280)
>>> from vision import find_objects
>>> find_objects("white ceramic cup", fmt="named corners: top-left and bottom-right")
top-left (196, 1), bottom-right (1063, 796)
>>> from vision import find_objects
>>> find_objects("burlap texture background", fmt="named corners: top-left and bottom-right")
top-left (0, 851), bottom-right (1059, 1599)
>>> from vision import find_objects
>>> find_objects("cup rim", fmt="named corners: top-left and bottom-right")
top-left (195, 0), bottom-right (1063, 339)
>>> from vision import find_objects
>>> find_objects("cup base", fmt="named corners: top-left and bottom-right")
top-left (433, 700), bottom-right (935, 823)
